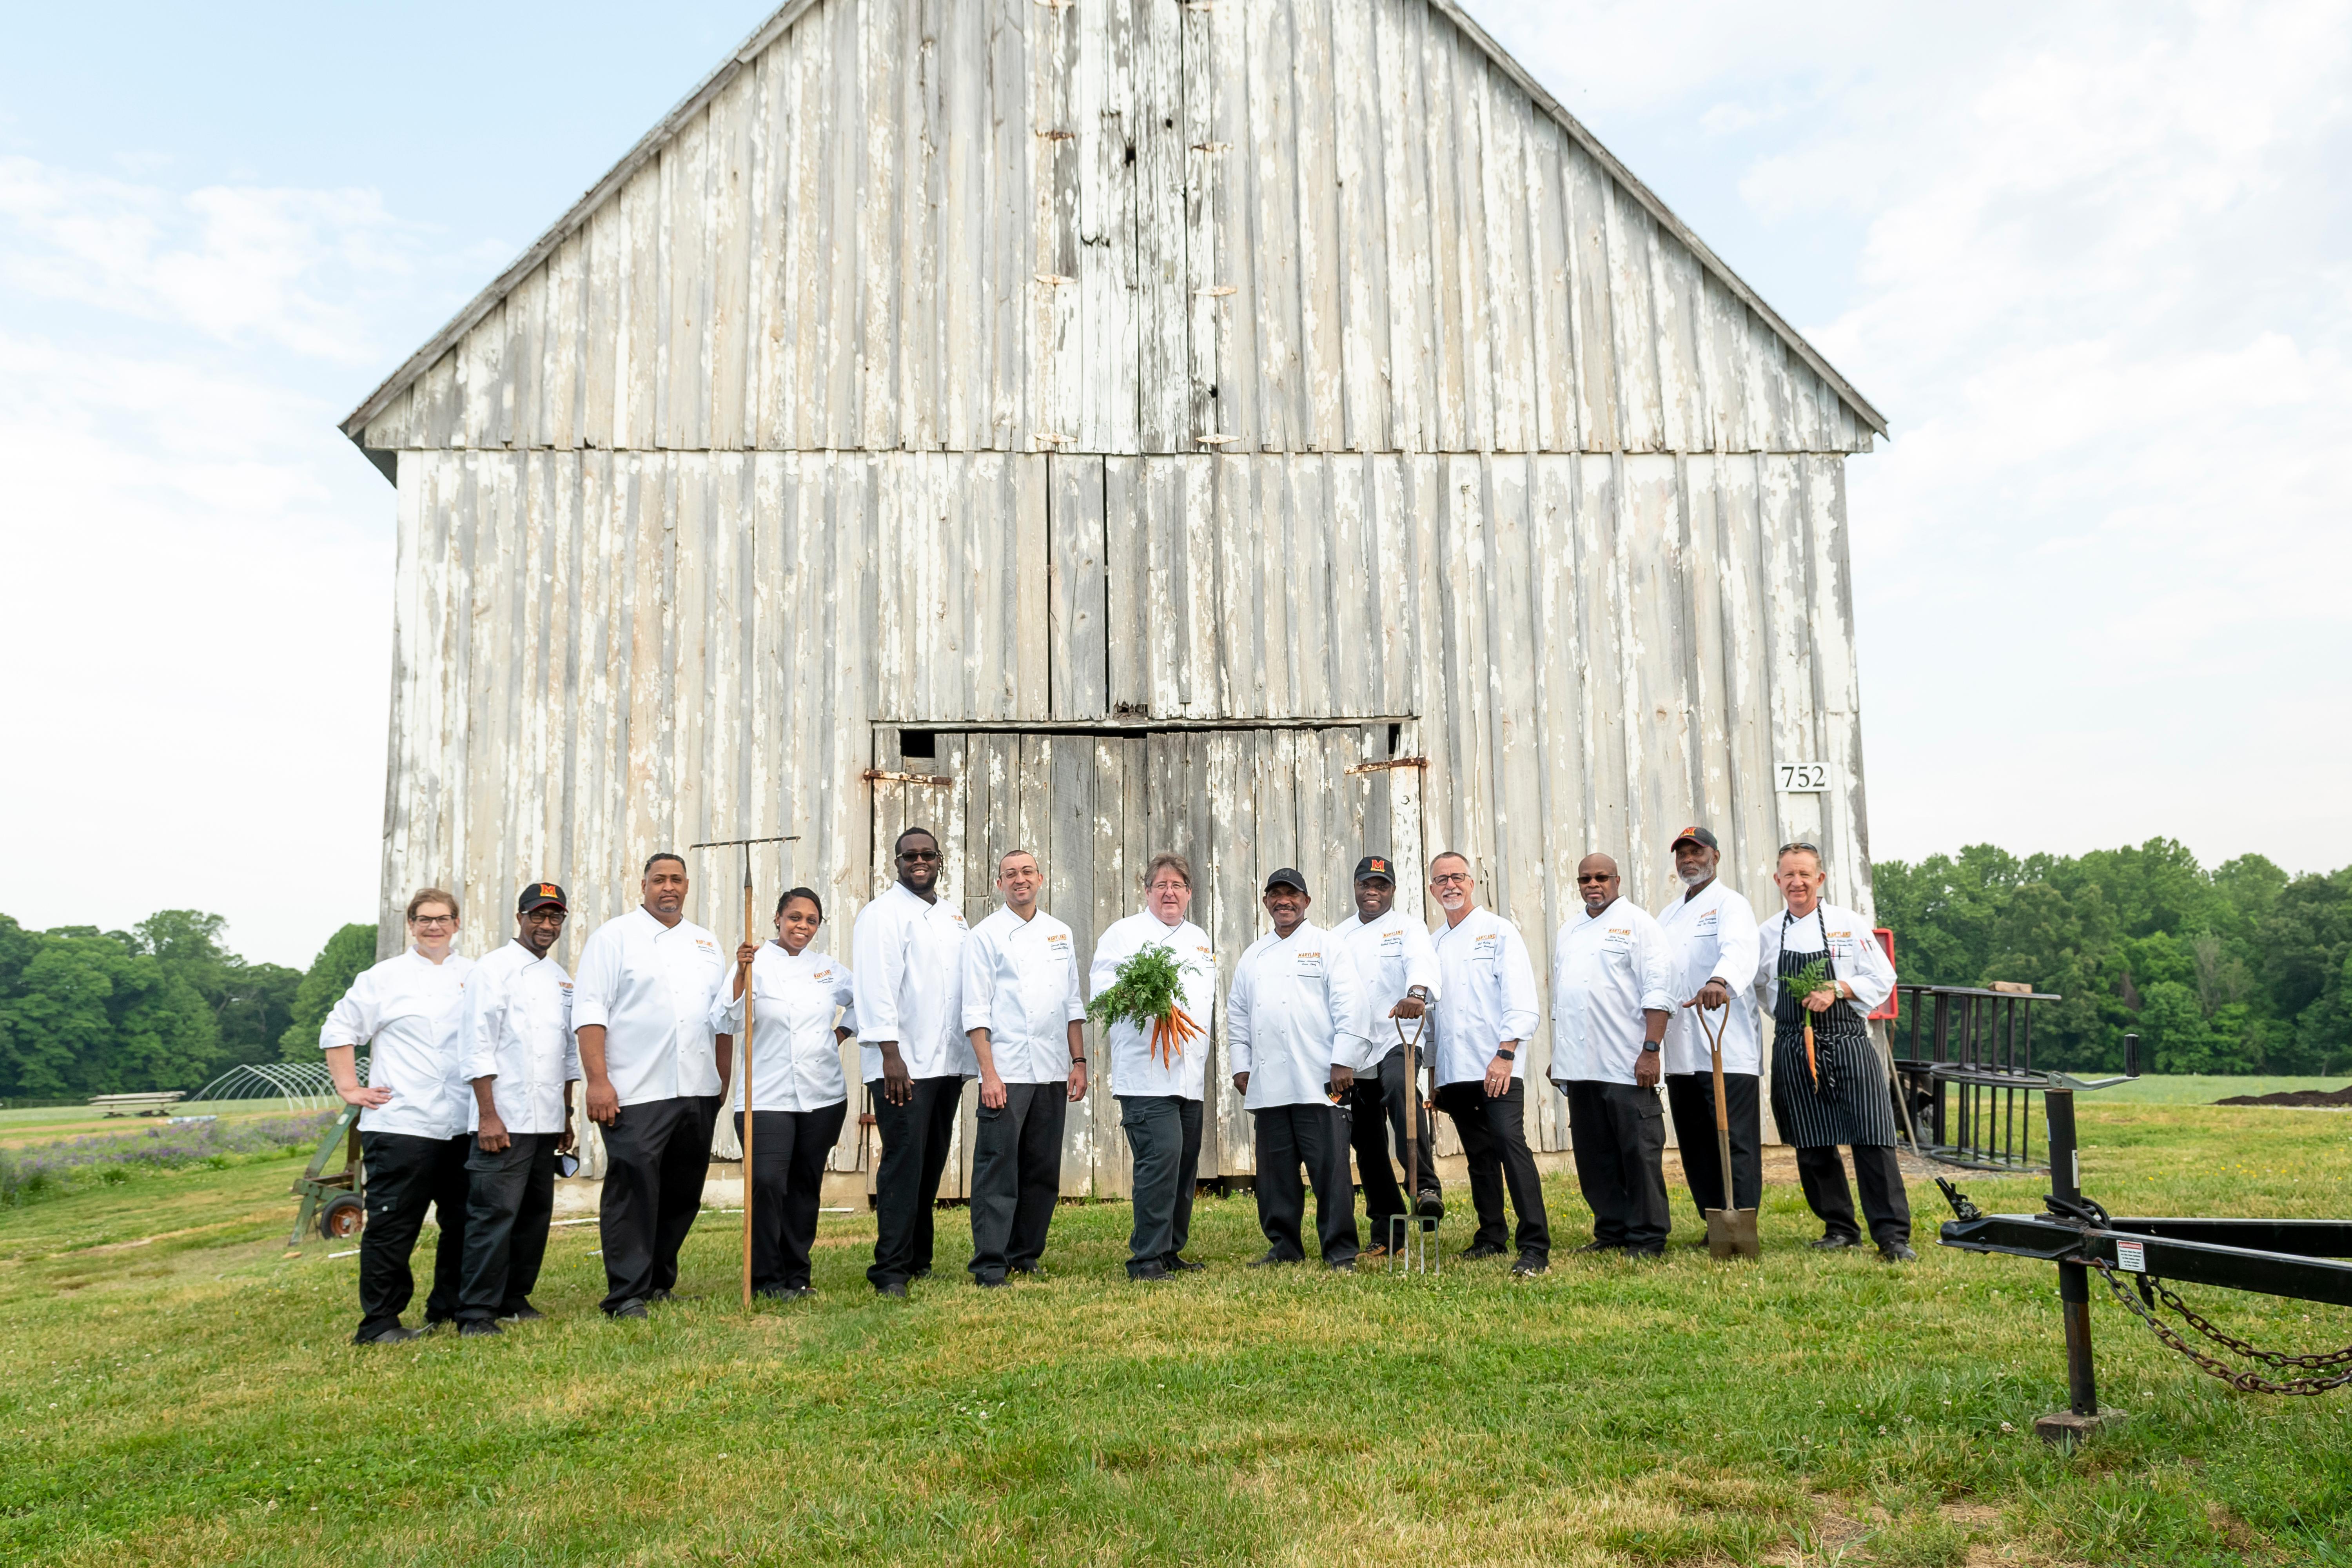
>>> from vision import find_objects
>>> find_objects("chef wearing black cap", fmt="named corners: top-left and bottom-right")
top-left (456, 882), bottom-right (581, 1334)
top-left (1652, 828), bottom-right (1763, 1233)
top-left (1228, 868), bottom-right (1372, 1269)
top-left (1330, 854), bottom-right (1444, 1248)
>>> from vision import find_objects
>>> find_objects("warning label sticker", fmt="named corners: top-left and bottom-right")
top-left (2116, 1239), bottom-right (2147, 1274)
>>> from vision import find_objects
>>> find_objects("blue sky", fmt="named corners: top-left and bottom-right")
top-left (4, 1), bottom-right (2347, 965)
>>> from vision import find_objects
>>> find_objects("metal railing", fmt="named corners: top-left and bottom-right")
top-left (1889, 984), bottom-right (2063, 1171)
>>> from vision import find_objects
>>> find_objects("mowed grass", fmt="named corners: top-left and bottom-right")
top-left (4, 1105), bottom-right (2350, 1567)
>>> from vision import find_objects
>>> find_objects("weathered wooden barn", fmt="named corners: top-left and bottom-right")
top-left (341, 0), bottom-right (1887, 1193)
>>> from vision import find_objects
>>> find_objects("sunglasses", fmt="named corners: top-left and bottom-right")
top-left (1779, 841), bottom-right (1821, 857)
top-left (1574, 873), bottom-right (1614, 884)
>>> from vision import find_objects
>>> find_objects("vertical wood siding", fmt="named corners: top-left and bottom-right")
top-left (353, 0), bottom-right (1872, 460)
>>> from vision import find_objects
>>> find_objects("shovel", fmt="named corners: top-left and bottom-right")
top-left (1697, 1004), bottom-right (1760, 1259)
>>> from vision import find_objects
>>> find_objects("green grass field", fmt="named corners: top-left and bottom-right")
top-left (5, 1103), bottom-right (2350, 1566)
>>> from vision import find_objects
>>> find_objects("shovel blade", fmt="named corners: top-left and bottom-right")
top-left (1704, 1207), bottom-right (1760, 1260)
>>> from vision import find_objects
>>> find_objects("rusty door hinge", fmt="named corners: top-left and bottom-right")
top-left (1344, 756), bottom-right (1428, 776)
top-left (862, 768), bottom-right (953, 787)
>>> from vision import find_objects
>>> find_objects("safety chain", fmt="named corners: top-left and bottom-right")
top-left (2092, 1260), bottom-right (2352, 1396)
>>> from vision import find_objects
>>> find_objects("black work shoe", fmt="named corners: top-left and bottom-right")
top-left (353, 1325), bottom-right (421, 1345)
top-left (974, 1276), bottom-right (1011, 1289)
top-left (421, 1316), bottom-right (457, 1335)
top-left (1573, 1240), bottom-right (1623, 1255)
top-left (1809, 1234), bottom-right (1860, 1251)
top-left (1248, 1250), bottom-right (1301, 1268)
top-left (606, 1298), bottom-right (650, 1320)
top-left (497, 1304), bottom-right (545, 1323)
top-left (1130, 1261), bottom-right (1172, 1282)
top-left (875, 1281), bottom-right (909, 1299)
top-left (1165, 1256), bottom-right (1206, 1272)
top-left (1325, 1256), bottom-right (1360, 1272)
top-left (459, 1319), bottom-right (503, 1338)
top-left (1880, 1243), bottom-right (1918, 1263)
top-left (1456, 1241), bottom-right (1508, 1260)
top-left (1510, 1256), bottom-right (1550, 1277)
top-left (1416, 1190), bottom-right (1446, 1220)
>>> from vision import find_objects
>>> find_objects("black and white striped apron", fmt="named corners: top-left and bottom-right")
top-left (1768, 910), bottom-right (1897, 1149)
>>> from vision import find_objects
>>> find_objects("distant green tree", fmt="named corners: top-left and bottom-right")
top-left (280, 924), bottom-right (382, 1061)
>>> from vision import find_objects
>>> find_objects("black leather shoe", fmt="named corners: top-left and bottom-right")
top-left (459, 1319), bottom-right (502, 1338)
top-left (1809, 1234), bottom-right (1860, 1251)
top-left (1573, 1240), bottom-right (1623, 1255)
top-left (497, 1304), bottom-right (546, 1323)
top-left (1880, 1243), bottom-right (1918, 1263)
top-left (1416, 1191), bottom-right (1446, 1221)
top-left (1130, 1261), bottom-right (1171, 1282)
top-left (606, 1298), bottom-right (650, 1320)
top-left (1326, 1256), bottom-right (1360, 1272)
top-left (1165, 1255), bottom-right (1206, 1272)
top-left (353, 1325), bottom-right (421, 1345)
top-left (1455, 1242), bottom-right (1508, 1260)
top-left (1249, 1250), bottom-right (1300, 1268)
top-left (1510, 1256), bottom-right (1550, 1277)
top-left (875, 1281), bottom-right (909, 1299)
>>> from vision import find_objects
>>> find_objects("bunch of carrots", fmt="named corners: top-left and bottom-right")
top-left (1087, 943), bottom-right (1202, 1066)
top-left (1784, 957), bottom-right (1833, 1090)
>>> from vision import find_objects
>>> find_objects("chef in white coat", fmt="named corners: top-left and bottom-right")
top-left (1550, 853), bottom-right (1677, 1258)
top-left (1229, 867), bottom-right (1372, 1269)
top-left (1652, 827), bottom-right (1764, 1232)
top-left (851, 826), bottom-right (971, 1297)
top-left (1091, 851), bottom-right (1217, 1281)
top-left (1425, 852), bottom-right (1550, 1274)
top-left (1331, 854), bottom-right (1444, 1247)
top-left (455, 881), bottom-right (580, 1335)
top-left (1756, 841), bottom-right (1912, 1260)
top-left (320, 887), bottom-right (475, 1344)
top-left (572, 852), bottom-right (731, 1319)
top-left (961, 849), bottom-right (1088, 1287)
top-left (716, 886), bottom-right (856, 1300)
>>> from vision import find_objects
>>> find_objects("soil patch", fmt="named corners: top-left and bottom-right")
top-left (2214, 1084), bottom-right (2352, 1107)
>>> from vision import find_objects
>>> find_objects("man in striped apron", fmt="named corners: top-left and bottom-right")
top-left (1755, 842), bottom-right (1914, 1261)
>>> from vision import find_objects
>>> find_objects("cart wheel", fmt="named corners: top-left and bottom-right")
top-left (320, 1194), bottom-right (365, 1240)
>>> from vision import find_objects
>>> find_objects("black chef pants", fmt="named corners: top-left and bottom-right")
top-left (1561, 1080), bottom-right (1671, 1252)
top-left (1663, 1071), bottom-right (1762, 1219)
top-left (1796, 1143), bottom-right (1912, 1250)
top-left (597, 1094), bottom-right (719, 1313)
top-left (355, 1130), bottom-right (472, 1341)
top-left (1252, 1102), bottom-right (1360, 1265)
top-left (457, 1130), bottom-right (561, 1322)
top-left (736, 1102), bottom-right (848, 1292)
top-left (969, 1082), bottom-right (1067, 1283)
top-left (1349, 1047), bottom-right (1441, 1236)
top-left (1118, 1094), bottom-right (1203, 1276)
top-left (867, 1074), bottom-right (964, 1290)
top-left (1433, 1078), bottom-right (1550, 1262)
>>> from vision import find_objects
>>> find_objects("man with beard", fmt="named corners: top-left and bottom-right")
top-left (1330, 855), bottom-right (1443, 1251)
top-left (1652, 828), bottom-right (1762, 1234)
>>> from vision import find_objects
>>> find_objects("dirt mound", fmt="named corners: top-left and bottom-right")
top-left (2214, 1085), bottom-right (2352, 1107)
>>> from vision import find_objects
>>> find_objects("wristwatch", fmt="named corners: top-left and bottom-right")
top-left (1640, 1043), bottom-right (1661, 1053)
top-left (1494, 1046), bottom-right (1517, 1061)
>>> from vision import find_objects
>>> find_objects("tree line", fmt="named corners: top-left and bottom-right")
top-left (0, 913), bottom-right (377, 1100)
top-left (7, 836), bottom-right (2348, 1094)
top-left (1872, 838), bottom-right (2352, 1076)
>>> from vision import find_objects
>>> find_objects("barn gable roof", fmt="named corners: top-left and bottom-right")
top-left (341, 0), bottom-right (1885, 454)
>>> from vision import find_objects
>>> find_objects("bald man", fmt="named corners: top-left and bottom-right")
top-left (1547, 854), bottom-right (1675, 1257)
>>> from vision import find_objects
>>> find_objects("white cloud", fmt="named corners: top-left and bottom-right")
top-left (1477, 0), bottom-right (2352, 875)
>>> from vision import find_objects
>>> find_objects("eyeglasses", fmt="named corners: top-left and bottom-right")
top-left (1148, 878), bottom-right (1191, 893)
top-left (410, 915), bottom-right (456, 927)
top-left (1430, 873), bottom-right (1472, 888)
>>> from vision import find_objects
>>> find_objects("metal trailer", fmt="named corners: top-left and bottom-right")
top-left (1937, 1076), bottom-right (2352, 1442)
top-left (287, 1104), bottom-right (366, 1246)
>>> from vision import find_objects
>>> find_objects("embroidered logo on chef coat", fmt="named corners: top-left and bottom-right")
top-left (1695, 912), bottom-right (1719, 931)
top-left (1295, 949), bottom-right (1325, 978)
top-left (693, 936), bottom-right (718, 953)
top-left (1379, 931), bottom-right (1405, 952)
top-left (951, 911), bottom-right (968, 928)
top-left (1602, 926), bottom-right (1633, 951)
top-left (1046, 932), bottom-right (1071, 951)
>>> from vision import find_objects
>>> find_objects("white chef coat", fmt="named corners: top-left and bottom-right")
top-left (1755, 901), bottom-right (1897, 1015)
top-left (1548, 897), bottom-right (1676, 1086)
top-left (319, 947), bottom-right (476, 1139)
top-left (461, 940), bottom-right (580, 1135)
top-left (1089, 911), bottom-right (1215, 1100)
top-left (1227, 922), bottom-right (1374, 1109)
top-left (1653, 880), bottom-right (1763, 1077)
top-left (851, 881), bottom-right (973, 1082)
top-left (570, 906), bottom-right (728, 1107)
top-left (1332, 908), bottom-right (1442, 1069)
top-left (710, 944), bottom-right (856, 1113)
top-left (1429, 907), bottom-right (1541, 1089)
top-left (961, 905), bottom-right (1087, 1085)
